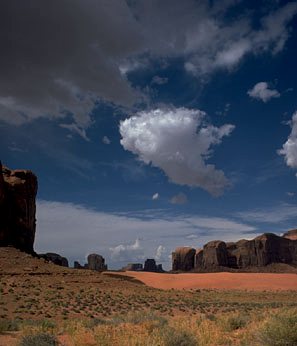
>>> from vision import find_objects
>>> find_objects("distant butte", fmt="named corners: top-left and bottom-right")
top-left (172, 231), bottom-right (297, 272)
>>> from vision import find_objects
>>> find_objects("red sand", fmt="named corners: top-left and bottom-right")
top-left (115, 271), bottom-right (297, 291)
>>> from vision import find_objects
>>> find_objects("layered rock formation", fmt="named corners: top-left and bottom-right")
top-left (74, 254), bottom-right (107, 271)
top-left (0, 162), bottom-right (38, 253)
top-left (87, 253), bottom-right (107, 271)
top-left (172, 232), bottom-right (297, 271)
top-left (40, 253), bottom-right (69, 267)
top-left (143, 259), bottom-right (164, 272)
top-left (172, 247), bottom-right (196, 271)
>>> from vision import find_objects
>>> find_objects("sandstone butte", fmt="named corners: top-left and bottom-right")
top-left (172, 230), bottom-right (297, 272)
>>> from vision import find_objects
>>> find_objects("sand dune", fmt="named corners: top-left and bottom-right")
top-left (113, 272), bottom-right (297, 291)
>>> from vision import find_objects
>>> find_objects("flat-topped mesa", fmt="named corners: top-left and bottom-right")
top-left (0, 162), bottom-right (38, 253)
top-left (172, 231), bottom-right (297, 271)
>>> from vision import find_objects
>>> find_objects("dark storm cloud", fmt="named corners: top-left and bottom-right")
top-left (0, 0), bottom-right (142, 129)
top-left (0, 0), bottom-right (296, 136)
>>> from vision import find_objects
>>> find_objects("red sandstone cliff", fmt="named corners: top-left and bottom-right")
top-left (0, 162), bottom-right (38, 253)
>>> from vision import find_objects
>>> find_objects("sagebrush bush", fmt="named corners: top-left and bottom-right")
top-left (257, 309), bottom-right (297, 346)
top-left (222, 314), bottom-right (249, 332)
top-left (18, 333), bottom-right (58, 346)
top-left (111, 311), bottom-right (168, 328)
top-left (162, 328), bottom-right (198, 346)
top-left (0, 319), bottom-right (19, 333)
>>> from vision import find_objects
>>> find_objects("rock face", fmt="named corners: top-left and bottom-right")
top-left (87, 253), bottom-right (107, 271)
top-left (74, 261), bottom-right (84, 269)
top-left (0, 163), bottom-right (38, 253)
top-left (144, 258), bottom-right (158, 272)
top-left (172, 247), bottom-right (196, 271)
top-left (172, 232), bottom-right (297, 271)
top-left (142, 259), bottom-right (164, 272)
top-left (40, 253), bottom-right (69, 267)
top-left (283, 229), bottom-right (297, 240)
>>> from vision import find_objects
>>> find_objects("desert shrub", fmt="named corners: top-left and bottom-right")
top-left (83, 317), bottom-right (108, 328)
top-left (222, 314), bottom-right (249, 332)
top-left (0, 319), bottom-right (19, 333)
top-left (22, 319), bottom-right (56, 333)
top-left (111, 311), bottom-right (167, 328)
top-left (257, 309), bottom-right (297, 346)
top-left (18, 333), bottom-right (58, 346)
top-left (162, 328), bottom-right (198, 346)
top-left (205, 313), bottom-right (216, 321)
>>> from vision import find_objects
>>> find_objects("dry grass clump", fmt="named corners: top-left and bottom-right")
top-left (19, 333), bottom-right (58, 346)
top-left (0, 318), bottom-right (20, 333)
top-left (0, 308), bottom-right (295, 346)
top-left (256, 308), bottom-right (297, 346)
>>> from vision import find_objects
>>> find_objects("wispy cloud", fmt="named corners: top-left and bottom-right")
top-left (35, 200), bottom-right (258, 269)
top-left (237, 203), bottom-right (297, 224)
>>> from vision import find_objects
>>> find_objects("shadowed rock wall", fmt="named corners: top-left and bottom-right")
top-left (172, 232), bottom-right (297, 271)
top-left (0, 162), bottom-right (38, 253)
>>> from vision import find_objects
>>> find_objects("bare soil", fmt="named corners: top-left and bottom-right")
top-left (114, 271), bottom-right (297, 291)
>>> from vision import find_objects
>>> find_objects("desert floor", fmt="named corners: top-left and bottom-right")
top-left (1, 247), bottom-right (297, 345)
top-left (111, 271), bottom-right (297, 291)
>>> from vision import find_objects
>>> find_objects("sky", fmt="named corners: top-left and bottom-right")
top-left (1, 0), bottom-right (297, 269)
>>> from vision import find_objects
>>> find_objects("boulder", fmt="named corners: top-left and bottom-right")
top-left (172, 247), bottom-right (195, 271)
top-left (87, 253), bottom-right (107, 271)
top-left (0, 163), bottom-right (38, 253)
top-left (40, 253), bottom-right (69, 267)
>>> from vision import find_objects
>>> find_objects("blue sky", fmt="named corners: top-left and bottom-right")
top-left (1, 0), bottom-right (297, 269)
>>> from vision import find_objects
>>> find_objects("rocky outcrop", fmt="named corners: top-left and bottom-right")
top-left (283, 229), bottom-right (297, 240)
top-left (172, 247), bottom-right (196, 271)
top-left (143, 259), bottom-right (164, 272)
top-left (200, 241), bottom-right (228, 268)
top-left (74, 261), bottom-right (86, 269)
top-left (87, 253), bottom-right (107, 271)
top-left (173, 232), bottom-right (297, 271)
top-left (144, 258), bottom-right (158, 272)
top-left (0, 162), bottom-right (38, 253)
top-left (40, 253), bottom-right (69, 267)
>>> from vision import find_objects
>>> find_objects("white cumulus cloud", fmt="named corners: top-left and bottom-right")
top-left (247, 82), bottom-right (280, 102)
top-left (279, 111), bottom-right (297, 171)
top-left (120, 108), bottom-right (234, 196)
top-left (109, 238), bottom-right (144, 262)
top-left (155, 245), bottom-right (166, 261)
